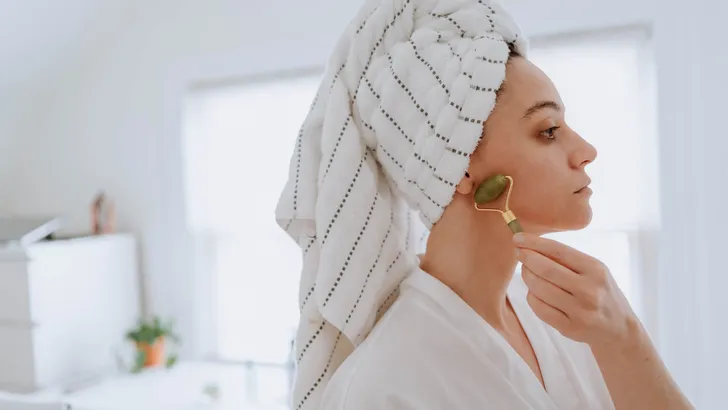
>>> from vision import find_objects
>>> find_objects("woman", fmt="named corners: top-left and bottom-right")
top-left (275, 0), bottom-right (693, 409)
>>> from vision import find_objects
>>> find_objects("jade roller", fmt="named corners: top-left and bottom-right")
top-left (473, 174), bottom-right (524, 234)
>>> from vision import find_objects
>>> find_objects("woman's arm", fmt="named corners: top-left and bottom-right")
top-left (513, 233), bottom-right (694, 410)
top-left (589, 317), bottom-right (693, 410)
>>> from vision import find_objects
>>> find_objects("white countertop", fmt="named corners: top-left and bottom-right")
top-left (1, 362), bottom-right (291, 410)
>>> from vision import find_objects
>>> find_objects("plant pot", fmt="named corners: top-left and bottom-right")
top-left (136, 337), bottom-right (165, 367)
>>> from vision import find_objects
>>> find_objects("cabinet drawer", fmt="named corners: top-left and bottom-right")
top-left (0, 325), bottom-right (36, 391)
top-left (0, 260), bottom-right (32, 324)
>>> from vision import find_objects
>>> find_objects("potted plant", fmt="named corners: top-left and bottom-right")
top-left (125, 316), bottom-right (180, 373)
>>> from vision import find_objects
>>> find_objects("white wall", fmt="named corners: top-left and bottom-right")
top-left (6, 0), bottom-right (728, 406)
top-left (0, 109), bottom-right (18, 211)
top-left (0, 96), bottom-right (37, 212)
top-left (653, 2), bottom-right (728, 407)
top-left (6, 0), bottom-right (368, 358)
top-left (0, 0), bottom-right (137, 213)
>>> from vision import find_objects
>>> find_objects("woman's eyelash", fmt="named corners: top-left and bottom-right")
top-left (540, 126), bottom-right (560, 140)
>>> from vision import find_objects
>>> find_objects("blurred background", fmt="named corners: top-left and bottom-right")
top-left (0, 0), bottom-right (725, 409)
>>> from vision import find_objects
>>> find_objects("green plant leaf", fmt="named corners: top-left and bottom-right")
top-left (125, 330), bottom-right (139, 342)
top-left (132, 350), bottom-right (146, 373)
top-left (125, 315), bottom-right (182, 345)
top-left (166, 354), bottom-right (178, 369)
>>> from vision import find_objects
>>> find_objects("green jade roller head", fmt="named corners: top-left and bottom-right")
top-left (473, 174), bottom-right (524, 234)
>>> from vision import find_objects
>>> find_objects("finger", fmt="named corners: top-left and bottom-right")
top-left (513, 233), bottom-right (597, 274)
top-left (526, 291), bottom-right (571, 332)
top-left (521, 266), bottom-right (576, 315)
top-left (518, 248), bottom-right (581, 295)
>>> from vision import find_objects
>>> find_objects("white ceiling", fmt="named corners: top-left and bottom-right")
top-left (0, 0), bottom-right (657, 105)
top-left (0, 0), bottom-right (132, 101)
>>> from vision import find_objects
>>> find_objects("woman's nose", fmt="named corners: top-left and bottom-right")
top-left (570, 131), bottom-right (597, 169)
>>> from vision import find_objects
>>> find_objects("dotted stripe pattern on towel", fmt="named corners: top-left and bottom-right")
top-left (275, 0), bottom-right (528, 408)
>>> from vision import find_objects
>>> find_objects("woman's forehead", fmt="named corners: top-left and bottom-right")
top-left (499, 58), bottom-right (563, 115)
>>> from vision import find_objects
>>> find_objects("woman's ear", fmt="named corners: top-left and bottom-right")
top-left (456, 171), bottom-right (474, 195)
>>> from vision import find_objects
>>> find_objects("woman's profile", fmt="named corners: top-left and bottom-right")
top-left (275, 0), bottom-right (693, 409)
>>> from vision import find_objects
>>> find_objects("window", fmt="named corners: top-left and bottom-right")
top-left (183, 75), bottom-right (321, 406)
top-left (183, 29), bottom-right (658, 406)
top-left (529, 30), bottom-right (659, 327)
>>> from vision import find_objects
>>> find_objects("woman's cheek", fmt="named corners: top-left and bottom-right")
top-left (512, 162), bottom-right (561, 212)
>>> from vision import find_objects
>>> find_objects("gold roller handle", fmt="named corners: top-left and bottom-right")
top-left (502, 210), bottom-right (523, 234)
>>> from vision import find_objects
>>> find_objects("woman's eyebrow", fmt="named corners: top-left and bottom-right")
top-left (522, 100), bottom-right (562, 119)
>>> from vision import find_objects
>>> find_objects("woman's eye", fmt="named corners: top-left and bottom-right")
top-left (540, 126), bottom-right (560, 140)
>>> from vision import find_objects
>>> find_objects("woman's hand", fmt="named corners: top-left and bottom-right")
top-left (512, 232), bottom-right (639, 347)
top-left (512, 233), bottom-right (696, 409)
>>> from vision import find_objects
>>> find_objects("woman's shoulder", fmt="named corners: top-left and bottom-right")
top-left (319, 340), bottom-right (415, 409)
top-left (319, 315), bottom-right (424, 409)
top-left (320, 336), bottom-right (451, 410)
top-left (320, 292), bottom-right (458, 409)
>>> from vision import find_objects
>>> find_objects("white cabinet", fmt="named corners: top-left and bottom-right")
top-left (0, 234), bottom-right (141, 393)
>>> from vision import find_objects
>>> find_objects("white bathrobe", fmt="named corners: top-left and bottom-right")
top-left (320, 268), bottom-right (615, 409)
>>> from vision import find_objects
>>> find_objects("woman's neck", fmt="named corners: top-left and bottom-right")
top-left (419, 199), bottom-right (519, 330)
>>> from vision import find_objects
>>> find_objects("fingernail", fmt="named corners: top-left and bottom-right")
top-left (512, 233), bottom-right (525, 244)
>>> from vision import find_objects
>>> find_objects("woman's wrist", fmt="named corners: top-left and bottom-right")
top-left (589, 313), bottom-right (646, 355)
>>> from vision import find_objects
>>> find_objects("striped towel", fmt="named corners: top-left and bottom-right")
top-left (275, 0), bottom-right (527, 408)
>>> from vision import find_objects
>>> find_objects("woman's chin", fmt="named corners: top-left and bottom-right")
top-left (564, 207), bottom-right (593, 231)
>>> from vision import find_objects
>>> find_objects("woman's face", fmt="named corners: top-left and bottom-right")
top-left (467, 56), bottom-right (597, 234)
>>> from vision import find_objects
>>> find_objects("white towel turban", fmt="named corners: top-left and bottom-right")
top-left (275, 0), bottom-right (527, 408)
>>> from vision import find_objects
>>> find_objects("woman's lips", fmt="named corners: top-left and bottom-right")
top-left (574, 178), bottom-right (592, 194)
